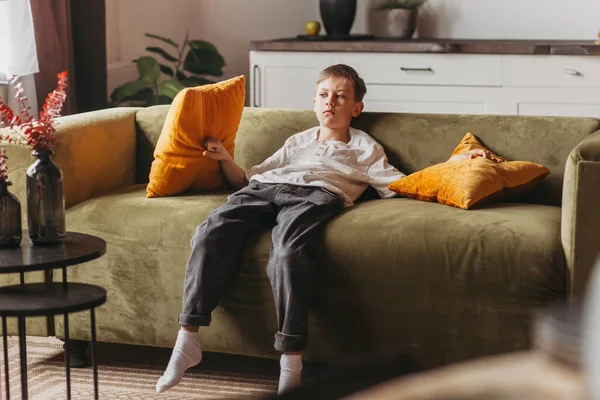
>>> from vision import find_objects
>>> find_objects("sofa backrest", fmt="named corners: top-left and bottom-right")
top-left (135, 106), bottom-right (600, 206)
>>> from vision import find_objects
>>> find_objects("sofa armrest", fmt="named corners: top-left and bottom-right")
top-left (562, 129), bottom-right (600, 300)
top-left (4, 107), bottom-right (140, 210)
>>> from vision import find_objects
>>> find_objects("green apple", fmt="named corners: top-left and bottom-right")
top-left (305, 20), bottom-right (321, 36)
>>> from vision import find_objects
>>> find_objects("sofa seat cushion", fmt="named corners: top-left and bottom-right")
top-left (63, 186), bottom-right (565, 365)
top-left (67, 184), bottom-right (233, 247)
top-left (302, 198), bottom-right (567, 365)
top-left (63, 184), bottom-right (277, 348)
top-left (66, 184), bottom-right (275, 274)
top-left (318, 198), bottom-right (566, 305)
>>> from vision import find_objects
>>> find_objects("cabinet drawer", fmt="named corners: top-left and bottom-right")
top-left (364, 84), bottom-right (502, 115)
top-left (503, 55), bottom-right (600, 88)
top-left (331, 53), bottom-right (502, 87)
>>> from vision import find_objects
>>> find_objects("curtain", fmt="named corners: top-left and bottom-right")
top-left (30, 0), bottom-right (75, 114)
top-left (0, 0), bottom-right (40, 113)
top-left (30, 0), bottom-right (107, 115)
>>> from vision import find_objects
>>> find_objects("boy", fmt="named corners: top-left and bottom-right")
top-left (156, 64), bottom-right (486, 395)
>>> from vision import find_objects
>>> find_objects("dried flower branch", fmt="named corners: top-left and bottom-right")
top-left (0, 71), bottom-right (68, 153)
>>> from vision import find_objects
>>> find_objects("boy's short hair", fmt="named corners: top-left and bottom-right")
top-left (316, 64), bottom-right (367, 102)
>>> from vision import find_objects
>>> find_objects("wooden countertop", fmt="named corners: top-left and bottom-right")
top-left (250, 38), bottom-right (600, 55)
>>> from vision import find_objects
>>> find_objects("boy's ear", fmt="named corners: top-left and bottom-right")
top-left (352, 101), bottom-right (364, 117)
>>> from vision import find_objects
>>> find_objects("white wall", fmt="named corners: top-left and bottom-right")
top-left (106, 0), bottom-right (600, 97)
top-left (406, 0), bottom-right (600, 40)
top-left (193, 1), bottom-right (317, 82)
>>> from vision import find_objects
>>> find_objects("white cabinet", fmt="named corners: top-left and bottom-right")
top-left (364, 84), bottom-right (505, 115)
top-left (331, 53), bottom-right (503, 87)
top-left (502, 55), bottom-right (600, 88)
top-left (502, 55), bottom-right (600, 117)
top-left (250, 51), bottom-right (600, 118)
top-left (504, 87), bottom-right (600, 117)
top-left (250, 52), bottom-right (332, 110)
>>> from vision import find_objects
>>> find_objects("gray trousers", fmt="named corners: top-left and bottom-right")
top-left (179, 181), bottom-right (344, 352)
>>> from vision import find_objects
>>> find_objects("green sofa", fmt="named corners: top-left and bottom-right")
top-left (3, 106), bottom-right (600, 369)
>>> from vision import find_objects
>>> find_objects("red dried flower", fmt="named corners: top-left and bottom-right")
top-left (0, 71), bottom-right (68, 153)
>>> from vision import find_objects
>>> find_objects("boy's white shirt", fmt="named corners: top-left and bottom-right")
top-left (246, 126), bottom-right (405, 207)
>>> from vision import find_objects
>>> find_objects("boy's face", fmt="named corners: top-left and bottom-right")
top-left (313, 76), bottom-right (364, 130)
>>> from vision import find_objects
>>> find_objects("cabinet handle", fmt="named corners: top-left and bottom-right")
top-left (563, 68), bottom-right (582, 76)
top-left (400, 67), bottom-right (434, 72)
top-left (253, 65), bottom-right (261, 107)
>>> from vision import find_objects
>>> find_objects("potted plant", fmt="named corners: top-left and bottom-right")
top-left (373, 0), bottom-right (427, 39)
top-left (110, 32), bottom-right (226, 107)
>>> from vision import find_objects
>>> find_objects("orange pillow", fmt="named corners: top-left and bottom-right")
top-left (147, 75), bottom-right (245, 198)
top-left (388, 133), bottom-right (550, 209)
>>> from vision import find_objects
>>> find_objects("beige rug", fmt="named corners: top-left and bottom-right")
top-left (1, 336), bottom-right (278, 399)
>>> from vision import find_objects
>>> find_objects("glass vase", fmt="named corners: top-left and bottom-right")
top-left (26, 150), bottom-right (66, 245)
top-left (0, 180), bottom-right (22, 248)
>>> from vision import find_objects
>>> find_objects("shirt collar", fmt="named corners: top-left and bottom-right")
top-left (313, 127), bottom-right (354, 144)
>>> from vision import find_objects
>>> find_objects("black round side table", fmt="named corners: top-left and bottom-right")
top-left (0, 232), bottom-right (107, 400)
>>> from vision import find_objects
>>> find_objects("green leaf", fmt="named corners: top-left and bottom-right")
top-left (175, 70), bottom-right (215, 87)
top-left (183, 50), bottom-right (225, 77)
top-left (183, 40), bottom-right (225, 76)
top-left (110, 80), bottom-right (148, 103)
top-left (157, 95), bottom-right (173, 105)
top-left (145, 33), bottom-right (179, 48)
top-left (128, 87), bottom-right (155, 103)
top-left (146, 47), bottom-right (178, 62)
top-left (160, 64), bottom-right (174, 77)
top-left (187, 40), bottom-right (220, 54)
top-left (180, 80), bottom-right (198, 88)
top-left (187, 40), bottom-right (226, 68)
top-left (158, 79), bottom-right (186, 99)
top-left (176, 70), bottom-right (188, 81)
top-left (136, 56), bottom-right (161, 85)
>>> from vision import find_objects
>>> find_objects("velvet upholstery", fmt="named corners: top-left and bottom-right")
top-left (1, 107), bottom-right (599, 370)
top-left (561, 129), bottom-right (600, 298)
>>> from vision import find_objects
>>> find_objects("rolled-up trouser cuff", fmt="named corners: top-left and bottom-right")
top-left (274, 332), bottom-right (308, 352)
top-left (178, 313), bottom-right (211, 327)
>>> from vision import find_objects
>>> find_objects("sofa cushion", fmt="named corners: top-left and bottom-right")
top-left (146, 75), bottom-right (246, 198)
top-left (303, 197), bottom-right (566, 363)
top-left (63, 187), bottom-right (565, 365)
top-left (67, 184), bottom-right (236, 248)
top-left (318, 198), bottom-right (565, 302)
top-left (388, 133), bottom-right (551, 209)
top-left (63, 184), bottom-right (277, 351)
top-left (67, 187), bottom-right (564, 308)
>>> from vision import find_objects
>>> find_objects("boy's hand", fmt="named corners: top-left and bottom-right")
top-left (447, 149), bottom-right (491, 162)
top-left (203, 139), bottom-right (231, 161)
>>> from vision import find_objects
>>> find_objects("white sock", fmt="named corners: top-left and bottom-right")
top-left (278, 354), bottom-right (303, 395)
top-left (156, 330), bottom-right (203, 393)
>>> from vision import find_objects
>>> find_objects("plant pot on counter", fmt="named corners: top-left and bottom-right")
top-left (374, 8), bottom-right (418, 39)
